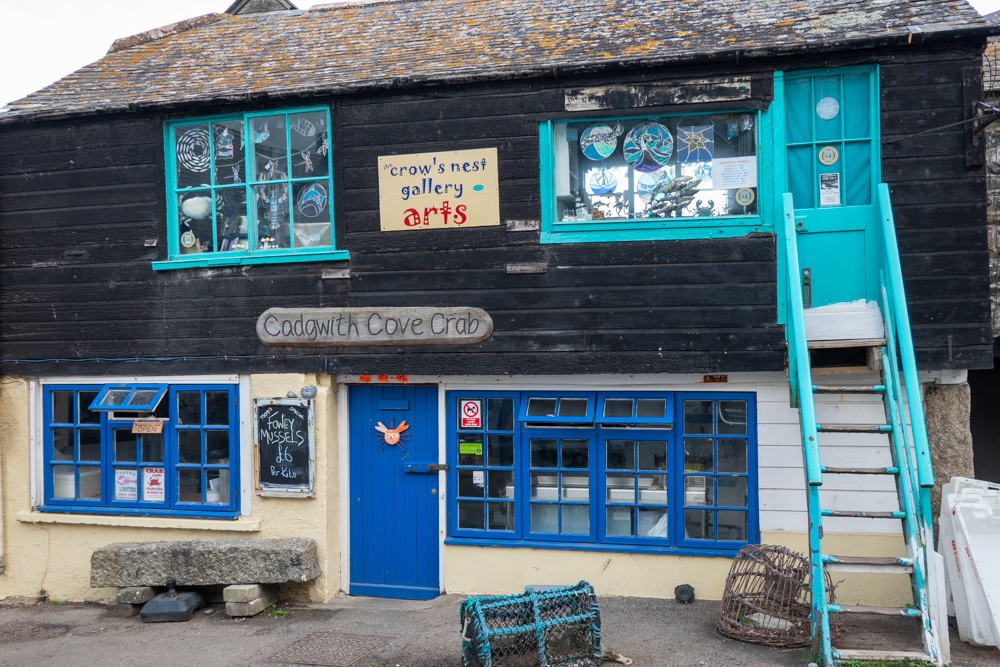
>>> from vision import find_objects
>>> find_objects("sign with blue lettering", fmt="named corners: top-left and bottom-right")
top-left (254, 398), bottom-right (315, 496)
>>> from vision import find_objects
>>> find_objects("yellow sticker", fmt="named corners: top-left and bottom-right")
top-left (818, 146), bottom-right (839, 166)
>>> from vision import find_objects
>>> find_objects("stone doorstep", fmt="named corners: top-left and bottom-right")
top-left (225, 590), bottom-right (278, 617)
top-left (106, 601), bottom-right (142, 618)
top-left (117, 586), bottom-right (158, 604)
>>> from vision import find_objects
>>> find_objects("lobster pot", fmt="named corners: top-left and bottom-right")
top-left (460, 581), bottom-right (602, 667)
top-left (717, 544), bottom-right (842, 648)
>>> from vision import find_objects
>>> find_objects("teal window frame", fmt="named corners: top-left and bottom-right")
top-left (155, 106), bottom-right (349, 270)
top-left (539, 108), bottom-right (776, 244)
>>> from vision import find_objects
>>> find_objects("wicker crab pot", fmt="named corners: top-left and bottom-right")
top-left (717, 544), bottom-right (842, 648)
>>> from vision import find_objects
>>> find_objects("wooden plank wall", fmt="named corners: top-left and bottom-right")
top-left (0, 42), bottom-right (992, 377)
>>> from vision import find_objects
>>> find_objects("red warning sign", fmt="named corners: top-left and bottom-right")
top-left (460, 399), bottom-right (482, 428)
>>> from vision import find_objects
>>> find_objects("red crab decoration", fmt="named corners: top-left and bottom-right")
top-left (375, 420), bottom-right (409, 449)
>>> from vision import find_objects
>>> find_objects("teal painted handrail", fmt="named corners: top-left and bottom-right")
top-left (877, 184), bottom-right (935, 490)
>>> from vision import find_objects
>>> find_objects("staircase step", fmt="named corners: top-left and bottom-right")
top-left (812, 384), bottom-right (886, 394)
top-left (834, 648), bottom-right (932, 662)
top-left (828, 604), bottom-right (922, 617)
top-left (822, 554), bottom-right (914, 573)
top-left (821, 466), bottom-right (899, 475)
top-left (821, 510), bottom-right (906, 519)
top-left (817, 424), bottom-right (893, 433)
top-left (807, 338), bottom-right (886, 349)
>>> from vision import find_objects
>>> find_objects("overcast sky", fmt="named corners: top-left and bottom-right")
top-left (2, 0), bottom-right (1000, 107)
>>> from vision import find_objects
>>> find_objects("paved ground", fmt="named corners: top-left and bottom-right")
top-left (0, 594), bottom-right (997, 667)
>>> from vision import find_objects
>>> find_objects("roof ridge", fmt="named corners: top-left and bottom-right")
top-left (309, 0), bottom-right (454, 11)
top-left (107, 13), bottom-right (227, 55)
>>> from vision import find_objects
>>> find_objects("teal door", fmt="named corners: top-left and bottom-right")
top-left (778, 67), bottom-right (880, 309)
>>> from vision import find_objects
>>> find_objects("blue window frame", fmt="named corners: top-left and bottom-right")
top-left (156, 106), bottom-right (348, 270)
top-left (42, 384), bottom-right (239, 518)
top-left (89, 384), bottom-right (168, 412)
top-left (447, 390), bottom-right (758, 556)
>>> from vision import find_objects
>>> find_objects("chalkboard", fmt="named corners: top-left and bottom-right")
top-left (254, 398), bottom-right (315, 496)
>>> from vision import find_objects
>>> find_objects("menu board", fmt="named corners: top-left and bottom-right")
top-left (254, 398), bottom-right (315, 496)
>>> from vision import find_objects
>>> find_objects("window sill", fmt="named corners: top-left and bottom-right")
top-left (20, 510), bottom-right (260, 532)
top-left (151, 249), bottom-right (350, 271)
top-left (542, 216), bottom-right (770, 244)
top-left (444, 537), bottom-right (742, 557)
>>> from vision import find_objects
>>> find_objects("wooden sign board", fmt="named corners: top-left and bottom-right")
top-left (254, 398), bottom-right (315, 497)
top-left (257, 307), bottom-right (493, 347)
top-left (377, 148), bottom-right (499, 231)
top-left (132, 420), bottom-right (163, 434)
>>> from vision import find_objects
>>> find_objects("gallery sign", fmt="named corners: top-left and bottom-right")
top-left (257, 307), bottom-right (494, 346)
top-left (377, 148), bottom-right (500, 231)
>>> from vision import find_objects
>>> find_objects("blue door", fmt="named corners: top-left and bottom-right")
top-left (349, 384), bottom-right (440, 599)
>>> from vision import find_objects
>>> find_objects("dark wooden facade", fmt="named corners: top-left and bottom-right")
top-left (1, 40), bottom-right (993, 377)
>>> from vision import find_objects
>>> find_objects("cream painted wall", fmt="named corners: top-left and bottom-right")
top-left (0, 374), bottom-right (340, 604)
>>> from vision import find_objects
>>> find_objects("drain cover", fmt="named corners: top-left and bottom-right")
top-left (270, 630), bottom-right (394, 666)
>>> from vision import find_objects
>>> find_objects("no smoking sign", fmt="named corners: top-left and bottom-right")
top-left (460, 399), bottom-right (482, 428)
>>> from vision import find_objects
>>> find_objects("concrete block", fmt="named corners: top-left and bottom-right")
top-left (117, 586), bottom-right (157, 604)
top-left (225, 590), bottom-right (277, 617)
top-left (105, 601), bottom-right (142, 617)
top-left (223, 584), bottom-right (277, 603)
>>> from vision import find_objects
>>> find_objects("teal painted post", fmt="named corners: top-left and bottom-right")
top-left (773, 72), bottom-right (789, 325)
top-left (539, 121), bottom-right (554, 235)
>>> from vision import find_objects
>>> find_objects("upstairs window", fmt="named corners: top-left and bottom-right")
top-left (157, 106), bottom-right (348, 269)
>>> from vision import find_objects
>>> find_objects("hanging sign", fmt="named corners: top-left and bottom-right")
top-left (378, 148), bottom-right (500, 231)
top-left (132, 420), bottom-right (163, 434)
top-left (460, 399), bottom-right (482, 428)
top-left (257, 307), bottom-right (493, 346)
top-left (254, 398), bottom-right (316, 497)
top-left (143, 467), bottom-right (165, 502)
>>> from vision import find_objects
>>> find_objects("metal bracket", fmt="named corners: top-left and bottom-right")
top-left (802, 268), bottom-right (812, 309)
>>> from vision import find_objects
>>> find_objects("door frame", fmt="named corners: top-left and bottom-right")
top-left (338, 382), bottom-right (447, 596)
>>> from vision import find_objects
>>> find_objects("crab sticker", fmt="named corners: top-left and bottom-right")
top-left (375, 420), bottom-right (409, 448)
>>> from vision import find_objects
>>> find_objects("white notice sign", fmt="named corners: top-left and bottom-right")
top-left (115, 468), bottom-right (138, 501)
top-left (472, 470), bottom-right (485, 487)
top-left (143, 467), bottom-right (165, 502)
top-left (711, 156), bottom-right (758, 189)
top-left (819, 173), bottom-right (841, 207)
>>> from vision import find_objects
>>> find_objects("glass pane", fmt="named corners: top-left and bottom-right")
top-left (216, 188), bottom-right (248, 252)
top-left (212, 120), bottom-right (245, 185)
top-left (606, 473), bottom-right (635, 503)
top-left (487, 501), bottom-right (515, 531)
top-left (206, 430), bottom-right (230, 464)
top-left (561, 439), bottom-right (588, 468)
top-left (785, 77), bottom-right (813, 144)
top-left (256, 182), bottom-right (291, 250)
top-left (638, 475), bottom-right (668, 505)
top-left (684, 438), bottom-right (713, 472)
top-left (52, 429), bottom-right (74, 461)
top-left (114, 429), bottom-right (137, 462)
top-left (843, 73), bottom-right (870, 139)
top-left (458, 501), bottom-right (484, 530)
top-left (530, 439), bottom-right (558, 468)
top-left (636, 398), bottom-right (666, 419)
top-left (289, 112), bottom-right (329, 179)
top-left (177, 392), bottom-right (201, 425)
top-left (717, 400), bottom-right (747, 435)
top-left (293, 180), bottom-right (331, 227)
top-left (684, 476), bottom-right (713, 506)
top-left (845, 142), bottom-right (871, 206)
top-left (530, 472), bottom-right (559, 500)
top-left (487, 398), bottom-right (514, 431)
top-left (814, 76), bottom-right (842, 142)
top-left (606, 440), bottom-right (634, 470)
top-left (79, 391), bottom-right (100, 424)
top-left (558, 398), bottom-right (589, 417)
top-left (684, 508), bottom-right (714, 540)
top-left (205, 391), bottom-right (229, 425)
top-left (717, 476), bottom-right (748, 507)
top-left (127, 390), bottom-right (159, 407)
top-left (114, 467), bottom-right (139, 501)
top-left (142, 433), bottom-right (164, 463)
top-left (100, 389), bottom-right (131, 406)
top-left (251, 115), bottom-right (286, 182)
top-left (603, 398), bottom-right (633, 418)
top-left (52, 391), bottom-right (73, 424)
top-left (787, 145), bottom-right (814, 209)
top-left (175, 124), bottom-right (212, 189)
top-left (561, 504), bottom-right (590, 535)
top-left (178, 431), bottom-right (202, 464)
top-left (638, 507), bottom-right (668, 538)
top-left (79, 428), bottom-right (101, 462)
top-left (206, 468), bottom-right (229, 504)
top-left (178, 468), bottom-right (202, 503)
top-left (718, 510), bottom-right (747, 541)
top-left (177, 190), bottom-right (214, 256)
top-left (458, 470), bottom-right (485, 498)
top-left (683, 400), bottom-right (714, 434)
top-left (637, 440), bottom-right (667, 471)
top-left (561, 472), bottom-right (589, 502)
top-left (458, 433), bottom-right (484, 465)
top-left (530, 503), bottom-right (558, 533)
top-left (488, 471), bottom-right (514, 499)
top-left (487, 434), bottom-right (513, 466)
top-left (52, 465), bottom-right (75, 498)
top-left (526, 398), bottom-right (557, 417)
top-left (79, 467), bottom-right (102, 500)
top-left (718, 439), bottom-right (747, 473)
top-left (606, 506), bottom-right (634, 536)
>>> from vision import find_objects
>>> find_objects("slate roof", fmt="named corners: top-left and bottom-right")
top-left (2, 0), bottom-right (994, 121)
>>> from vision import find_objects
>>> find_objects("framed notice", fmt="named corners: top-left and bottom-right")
top-left (253, 398), bottom-right (316, 497)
